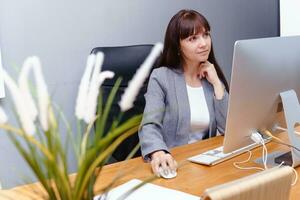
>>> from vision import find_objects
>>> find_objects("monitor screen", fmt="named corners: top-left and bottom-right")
top-left (223, 36), bottom-right (300, 153)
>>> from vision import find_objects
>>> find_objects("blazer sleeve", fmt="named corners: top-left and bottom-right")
top-left (138, 69), bottom-right (169, 161)
top-left (213, 90), bottom-right (229, 134)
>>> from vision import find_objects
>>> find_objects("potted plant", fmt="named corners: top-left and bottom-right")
top-left (0, 43), bottom-right (162, 200)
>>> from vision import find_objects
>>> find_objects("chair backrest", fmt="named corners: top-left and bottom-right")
top-left (91, 44), bottom-right (157, 161)
top-left (203, 166), bottom-right (294, 200)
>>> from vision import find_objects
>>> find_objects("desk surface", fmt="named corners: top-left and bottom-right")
top-left (0, 132), bottom-right (299, 200)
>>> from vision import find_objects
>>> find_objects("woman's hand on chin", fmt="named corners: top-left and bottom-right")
top-left (198, 61), bottom-right (220, 85)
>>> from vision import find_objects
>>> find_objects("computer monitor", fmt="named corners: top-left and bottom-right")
top-left (223, 36), bottom-right (300, 153)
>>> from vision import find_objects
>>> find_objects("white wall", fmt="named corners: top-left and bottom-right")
top-left (280, 0), bottom-right (300, 36)
top-left (0, 48), bottom-right (5, 98)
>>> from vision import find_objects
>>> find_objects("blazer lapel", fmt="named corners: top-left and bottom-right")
top-left (173, 70), bottom-right (190, 138)
top-left (201, 79), bottom-right (214, 137)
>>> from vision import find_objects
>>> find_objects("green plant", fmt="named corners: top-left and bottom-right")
top-left (0, 43), bottom-right (162, 199)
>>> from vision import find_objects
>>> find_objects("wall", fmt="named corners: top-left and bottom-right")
top-left (0, 0), bottom-right (279, 188)
top-left (280, 0), bottom-right (300, 36)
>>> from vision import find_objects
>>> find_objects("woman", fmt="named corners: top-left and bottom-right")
top-left (138, 9), bottom-right (229, 177)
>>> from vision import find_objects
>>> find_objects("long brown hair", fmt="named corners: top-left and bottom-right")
top-left (159, 9), bottom-right (229, 92)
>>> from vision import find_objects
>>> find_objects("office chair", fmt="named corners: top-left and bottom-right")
top-left (203, 166), bottom-right (294, 200)
top-left (91, 44), bottom-right (158, 162)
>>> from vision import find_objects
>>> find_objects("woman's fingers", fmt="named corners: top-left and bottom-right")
top-left (199, 61), bottom-right (220, 85)
top-left (150, 151), bottom-right (177, 177)
top-left (199, 65), bottom-right (208, 79)
top-left (151, 156), bottom-right (162, 176)
top-left (165, 154), bottom-right (177, 173)
top-left (151, 151), bottom-right (165, 176)
top-left (160, 159), bottom-right (169, 175)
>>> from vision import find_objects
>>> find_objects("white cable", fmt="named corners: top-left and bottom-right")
top-left (278, 161), bottom-right (285, 168)
top-left (270, 126), bottom-right (300, 185)
top-left (260, 136), bottom-right (268, 170)
top-left (233, 150), bottom-right (264, 171)
top-left (235, 131), bottom-right (298, 187)
top-left (233, 132), bottom-right (268, 171)
top-left (250, 132), bottom-right (268, 169)
top-left (275, 125), bottom-right (300, 136)
top-left (234, 150), bottom-right (298, 187)
top-left (275, 162), bottom-right (298, 186)
top-left (291, 167), bottom-right (298, 186)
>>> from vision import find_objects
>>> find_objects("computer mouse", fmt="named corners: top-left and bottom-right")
top-left (158, 167), bottom-right (177, 179)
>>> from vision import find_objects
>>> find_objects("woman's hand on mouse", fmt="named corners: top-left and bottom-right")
top-left (150, 150), bottom-right (177, 177)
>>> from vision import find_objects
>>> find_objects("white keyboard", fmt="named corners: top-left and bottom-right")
top-left (188, 139), bottom-right (270, 166)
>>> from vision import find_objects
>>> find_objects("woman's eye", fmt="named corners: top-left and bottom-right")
top-left (188, 36), bottom-right (197, 41)
top-left (204, 32), bottom-right (210, 37)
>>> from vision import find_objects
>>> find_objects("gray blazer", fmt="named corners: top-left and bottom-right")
top-left (138, 67), bottom-right (228, 160)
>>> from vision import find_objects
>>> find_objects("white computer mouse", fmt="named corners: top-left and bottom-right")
top-left (158, 167), bottom-right (177, 179)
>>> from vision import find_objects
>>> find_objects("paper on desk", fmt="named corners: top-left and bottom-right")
top-left (93, 179), bottom-right (200, 200)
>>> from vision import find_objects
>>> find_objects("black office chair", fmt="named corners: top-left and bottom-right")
top-left (91, 44), bottom-right (158, 161)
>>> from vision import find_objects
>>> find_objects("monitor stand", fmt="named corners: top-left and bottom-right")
top-left (254, 150), bottom-right (291, 167)
top-left (274, 151), bottom-right (293, 166)
top-left (275, 89), bottom-right (300, 167)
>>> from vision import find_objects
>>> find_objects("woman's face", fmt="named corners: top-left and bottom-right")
top-left (179, 31), bottom-right (211, 65)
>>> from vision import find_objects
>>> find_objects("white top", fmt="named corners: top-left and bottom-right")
top-left (186, 85), bottom-right (210, 144)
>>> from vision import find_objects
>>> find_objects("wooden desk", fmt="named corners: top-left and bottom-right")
top-left (1, 132), bottom-right (299, 200)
